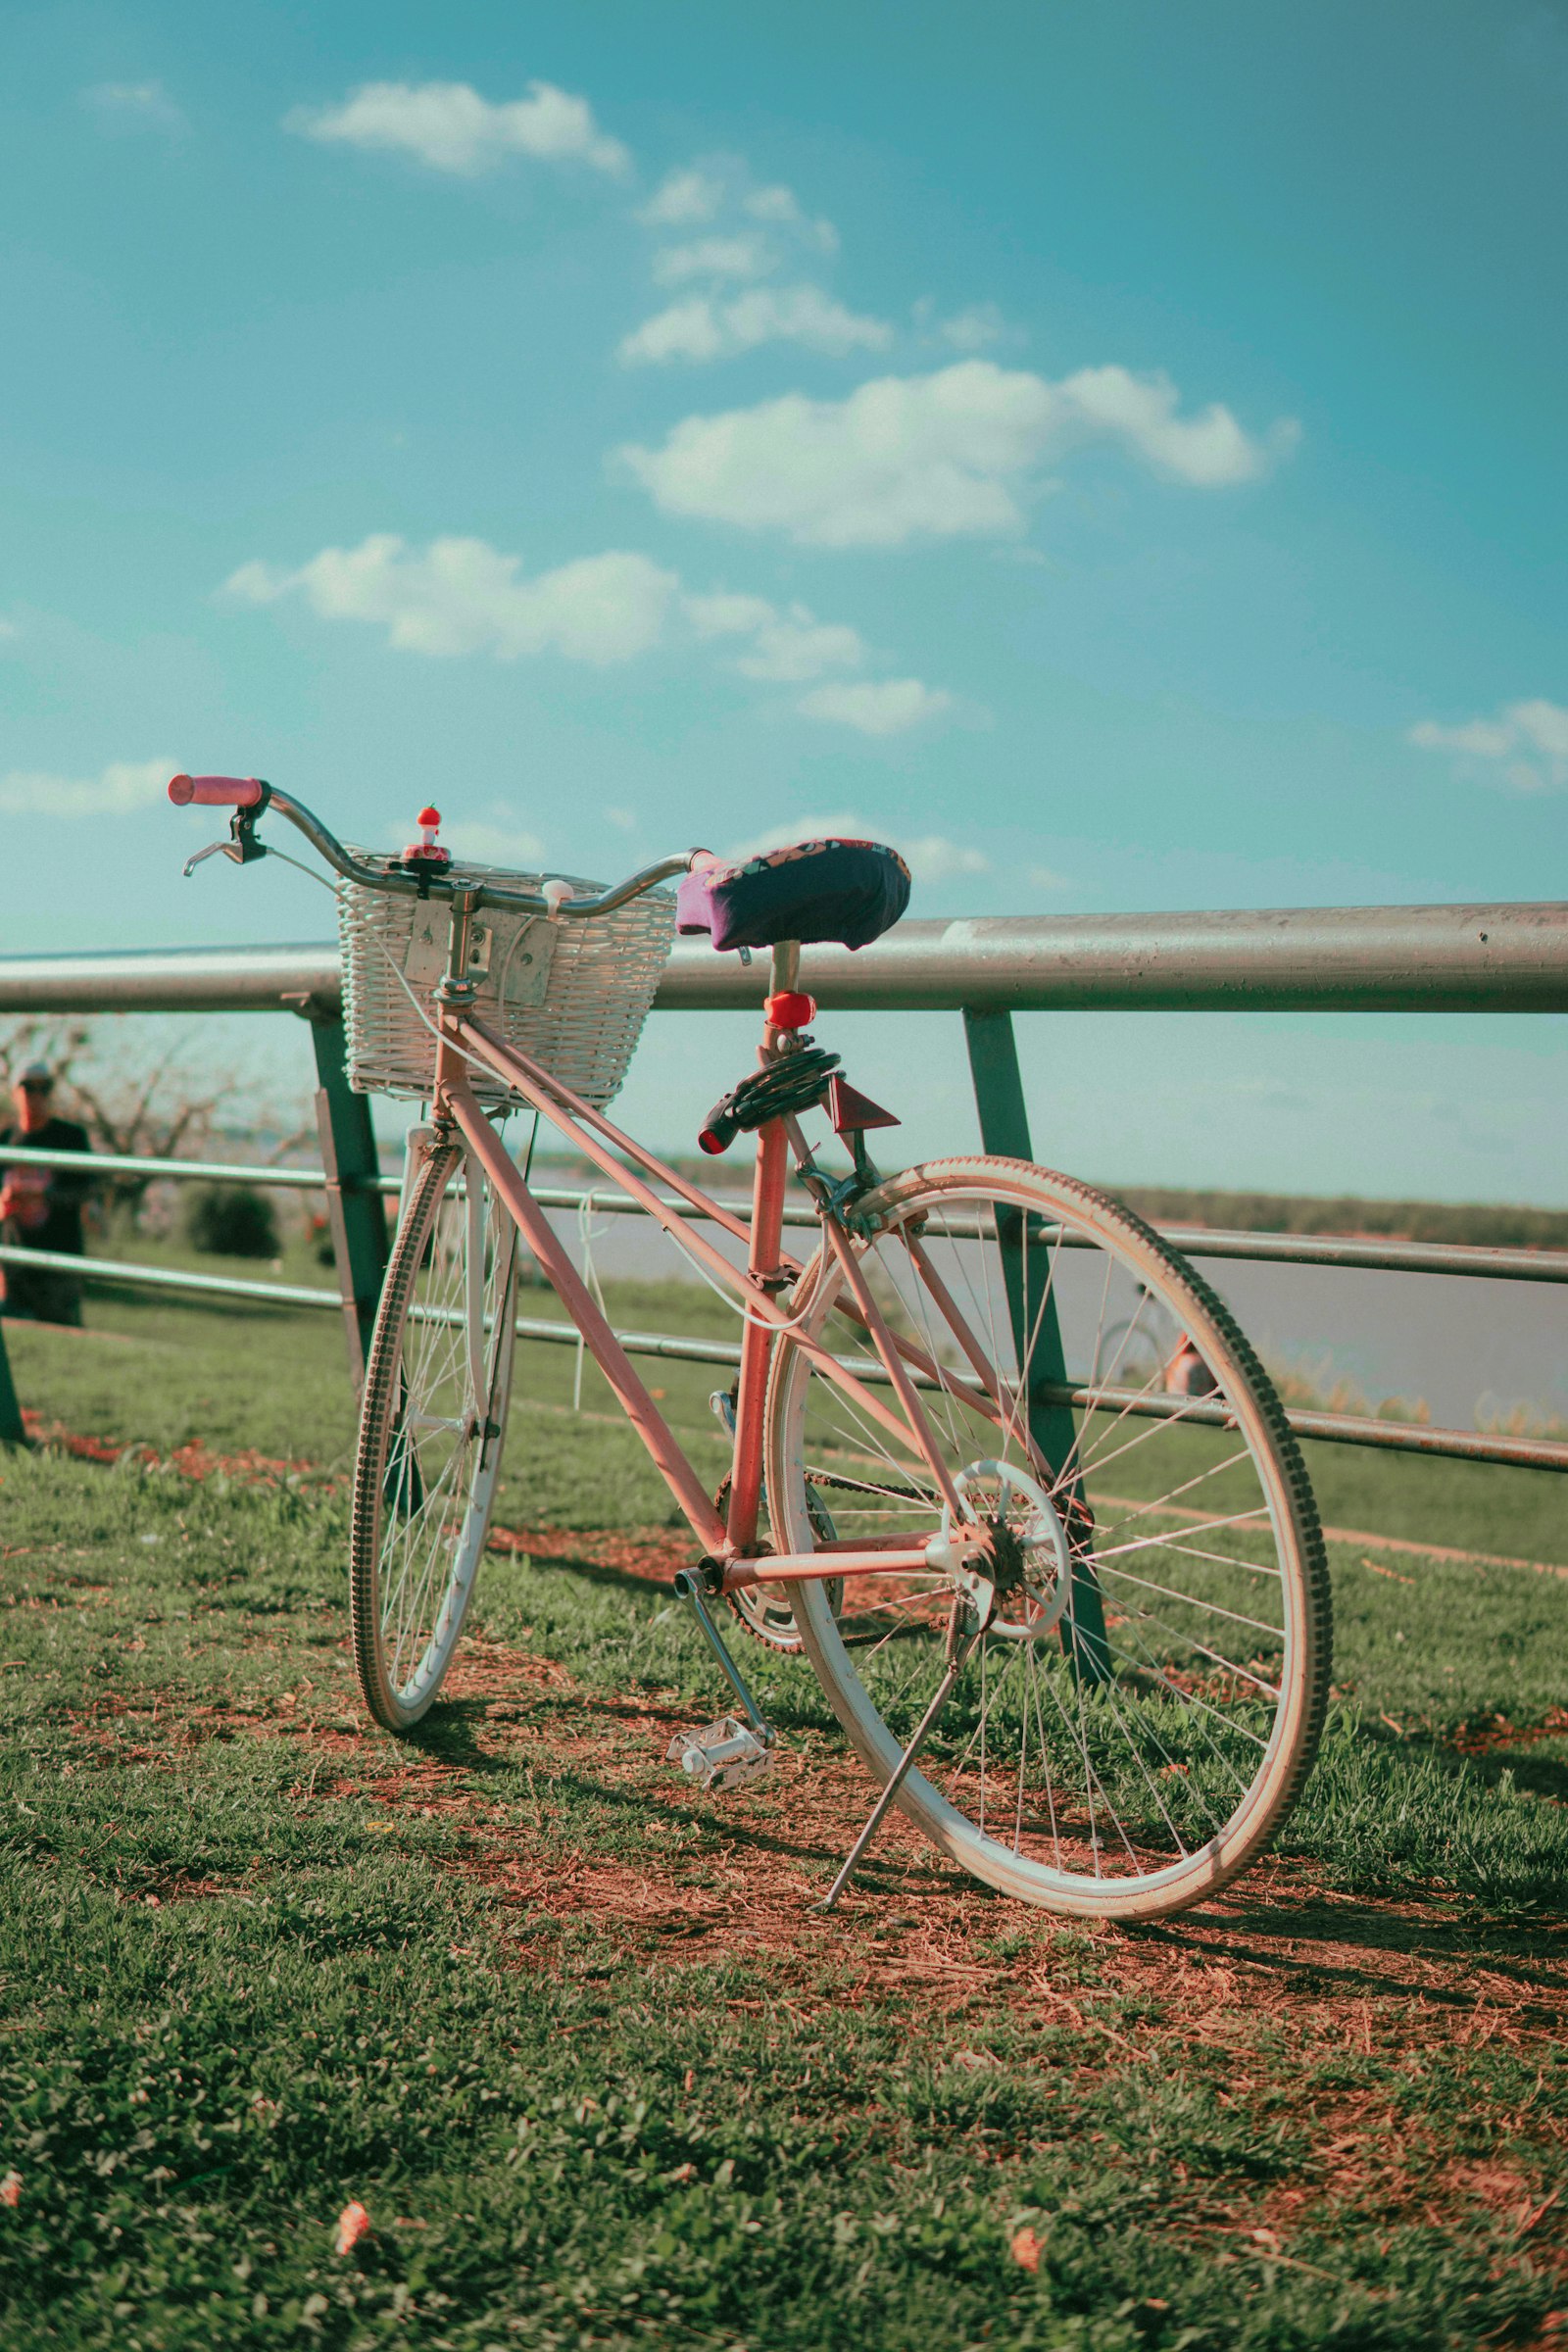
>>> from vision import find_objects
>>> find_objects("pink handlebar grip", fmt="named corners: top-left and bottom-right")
top-left (168, 773), bottom-right (266, 808)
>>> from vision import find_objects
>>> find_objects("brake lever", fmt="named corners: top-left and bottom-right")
top-left (181, 805), bottom-right (270, 879)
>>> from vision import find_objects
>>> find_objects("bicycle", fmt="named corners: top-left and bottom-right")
top-left (1093, 1284), bottom-right (1221, 1399)
top-left (167, 773), bottom-right (1332, 1922)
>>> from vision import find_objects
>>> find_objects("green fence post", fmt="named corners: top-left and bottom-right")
top-left (0, 1316), bottom-right (24, 1444)
top-left (308, 1014), bottom-right (389, 1390)
top-left (961, 1007), bottom-right (1109, 1681)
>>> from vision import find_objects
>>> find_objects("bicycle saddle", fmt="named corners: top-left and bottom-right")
top-left (676, 837), bottom-right (910, 954)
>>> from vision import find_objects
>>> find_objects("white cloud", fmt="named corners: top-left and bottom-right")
top-left (652, 236), bottom-right (773, 286)
top-left (637, 168), bottom-right (724, 225)
top-left (685, 593), bottom-right (865, 682)
top-left (1512, 700), bottom-right (1568, 758)
top-left (1028, 864), bottom-right (1071, 890)
top-left (81, 80), bottom-right (187, 135)
top-left (0, 619), bottom-right (16, 640)
top-left (1409, 717), bottom-right (1515, 759)
top-left (604, 806), bottom-right (638, 832)
top-left (224, 535), bottom-right (955, 716)
top-left (1409, 700), bottom-right (1568, 794)
top-left (616, 298), bottom-right (728, 366)
top-left (441, 808), bottom-right (547, 866)
top-left (618, 285), bottom-right (893, 367)
top-left (0, 758), bottom-right (172, 818)
top-left (742, 182), bottom-right (838, 251)
top-left (285, 79), bottom-right (629, 177)
top-left (616, 360), bottom-right (1299, 547)
top-left (743, 182), bottom-right (803, 224)
top-left (932, 301), bottom-right (1010, 352)
top-left (636, 160), bottom-right (837, 253)
top-left (796, 680), bottom-right (955, 736)
top-left (225, 537), bottom-right (678, 664)
top-left (898, 830), bottom-right (987, 877)
top-left (729, 812), bottom-right (983, 880)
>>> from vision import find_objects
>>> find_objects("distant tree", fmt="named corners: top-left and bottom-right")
top-left (184, 1183), bottom-right (279, 1260)
top-left (0, 1016), bottom-right (312, 1221)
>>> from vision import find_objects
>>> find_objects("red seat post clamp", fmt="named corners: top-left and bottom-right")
top-left (764, 990), bottom-right (816, 1032)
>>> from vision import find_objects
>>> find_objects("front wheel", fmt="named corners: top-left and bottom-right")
top-left (350, 1134), bottom-right (518, 1731)
top-left (763, 1156), bottom-right (1331, 1921)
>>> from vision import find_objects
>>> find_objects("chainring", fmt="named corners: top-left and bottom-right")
top-left (716, 1475), bottom-right (844, 1653)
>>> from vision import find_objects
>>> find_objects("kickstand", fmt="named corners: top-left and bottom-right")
top-left (672, 1568), bottom-right (774, 1747)
top-left (816, 1609), bottom-right (984, 1912)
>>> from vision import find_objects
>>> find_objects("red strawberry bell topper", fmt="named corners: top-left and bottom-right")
top-left (402, 807), bottom-right (452, 873)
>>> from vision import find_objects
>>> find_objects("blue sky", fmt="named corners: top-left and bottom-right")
top-left (3, 0), bottom-right (1565, 1198)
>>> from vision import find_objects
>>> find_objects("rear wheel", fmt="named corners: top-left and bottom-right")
top-left (350, 1135), bottom-right (518, 1731)
top-left (763, 1156), bottom-right (1331, 1921)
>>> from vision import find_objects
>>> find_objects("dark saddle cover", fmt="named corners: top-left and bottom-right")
top-left (676, 837), bottom-right (910, 953)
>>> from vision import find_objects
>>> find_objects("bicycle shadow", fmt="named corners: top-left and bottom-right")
top-left (1392, 1732), bottom-right (1568, 1807)
top-left (399, 1668), bottom-right (980, 1900)
top-left (398, 1699), bottom-right (519, 1778)
top-left (1134, 1885), bottom-right (1568, 2007)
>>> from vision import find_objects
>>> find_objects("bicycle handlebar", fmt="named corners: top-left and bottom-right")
top-left (166, 774), bottom-right (703, 919)
top-left (169, 773), bottom-right (267, 808)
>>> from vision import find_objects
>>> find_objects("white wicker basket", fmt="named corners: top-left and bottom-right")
top-left (337, 858), bottom-right (675, 1107)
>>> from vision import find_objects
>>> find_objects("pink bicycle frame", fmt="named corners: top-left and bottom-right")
top-left (427, 1002), bottom-right (999, 1599)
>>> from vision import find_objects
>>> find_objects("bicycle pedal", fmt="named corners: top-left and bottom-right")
top-left (665, 1716), bottom-right (774, 1792)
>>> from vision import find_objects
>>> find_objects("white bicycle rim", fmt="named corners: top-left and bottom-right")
top-left (350, 1139), bottom-right (518, 1731)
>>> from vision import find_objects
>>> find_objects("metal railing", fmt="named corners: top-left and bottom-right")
top-left (1, 899), bottom-right (1564, 1472)
top-left (4, 901), bottom-right (1567, 1014)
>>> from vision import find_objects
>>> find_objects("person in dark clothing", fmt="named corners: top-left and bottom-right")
top-left (0, 1062), bottom-right (94, 1326)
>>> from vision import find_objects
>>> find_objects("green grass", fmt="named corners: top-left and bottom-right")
top-left (1, 1284), bottom-right (1565, 2349)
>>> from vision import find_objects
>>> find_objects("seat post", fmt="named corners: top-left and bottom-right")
top-left (769, 939), bottom-right (801, 1004)
top-left (725, 937), bottom-right (803, 1557)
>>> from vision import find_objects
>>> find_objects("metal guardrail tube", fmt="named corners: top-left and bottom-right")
top-left (524, 1188), bottom-right (1568, 1287)
top-left (675, 904), bottom-right (1568, 1013)
top-left (0, 1243), bottom-right (337, 1312)
top-left (6, 1151), bottom-right (1566, 1288)
top-left (416, 1177), bottom-right (1568, 1287)
top-left (3, 901), bottom-right (1565, 1017)
top-left (0, 942), bottom-right (341, 1016)
top-left (0, 1145), bottom-right (335, 1192)
top-left (502, 1317), bottom-right (1568, 1474)
top-left (6, 1242), bottom-right (1561, 1473)
top-left (1035, 1378), bottom-right (1568, 1475)
top-left (514, 1315), bottom-right (745, 1370)
top-left (1159, 1226), bottom-right (1568, 1284)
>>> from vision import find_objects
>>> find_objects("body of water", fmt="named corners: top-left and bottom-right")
top-left (528, 1198), bottom-right (1568, 1436)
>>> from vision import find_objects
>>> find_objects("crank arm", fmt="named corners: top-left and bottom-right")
top-left (671, 1568), bottom-right (775, 1746)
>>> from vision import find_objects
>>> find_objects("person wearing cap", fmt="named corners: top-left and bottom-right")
top-left (0, 1063), bottom-right (94, 1326)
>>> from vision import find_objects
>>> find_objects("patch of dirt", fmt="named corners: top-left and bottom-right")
top-left (1449, 1706), bottom-right (1568, 1757)
top-left (53, 1575), bottom-right (1568, 2065)
top-left (118, 1870), bottom-right (232, 1907)
top-left (168, 1616), bottom-right (1551, 2077)
top-left (22, 1411), bottom-right (328, 1490)
top-left (484, 1521), bottom-right (689, 1588)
